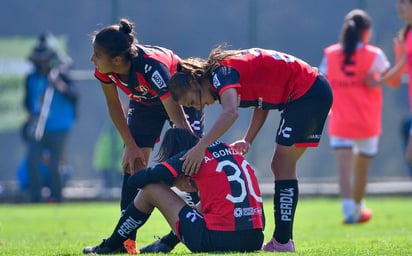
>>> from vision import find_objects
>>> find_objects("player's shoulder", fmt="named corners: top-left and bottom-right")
top-left (135, 44), bottom-right (178, 70)
top-left (137, 44), bottom-right (175, 57)
top-left (324, 43), bottom-right (341, 54)
top-left (363, 44), bottom-right (384, 54)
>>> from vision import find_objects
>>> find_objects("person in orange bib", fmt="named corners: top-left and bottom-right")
top-left (319, 9), bottom-right (393, 224)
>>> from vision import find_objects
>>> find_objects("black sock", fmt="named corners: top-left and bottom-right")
top-left (121, 174), bottom-right (139, 210)
top-left (160, 230), bottom-right (180, 248)
top-left (120, 174), bottom-right (140, 240)
top-left (273, 179), bottom-right (299, 244)
top-left (106, 203), bottom-right (150, 249)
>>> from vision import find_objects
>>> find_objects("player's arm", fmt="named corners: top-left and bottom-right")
top-left (100, 82), bottom-right (146, 173)
top-left (182, 88), bottom-right (239, 175)
top-left (371, 37), bottom-right (407, 88)
top-left (144, 59), bottom-right (194, 132)
top-left (380, 54), bottom-right (407, 87)
top-left (232, 108), bottom-right (269, 154)
top-left (161, 96), bottom-right (193, 132)
top-left (127, 152), bottom-right (185, 188)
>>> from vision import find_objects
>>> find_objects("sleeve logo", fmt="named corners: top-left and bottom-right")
top-left (212, 73), bottom-right (221, 89)
top-left (151, 70), bottom-right (166, 89)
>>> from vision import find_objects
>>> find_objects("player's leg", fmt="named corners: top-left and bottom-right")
top-left (263, 74), bottom-right (332, 252)
top-left (352, 142), bottom-right (376, 204)
top-left (140, 107), bottom-right (205, 253)
top-left (83, 183), bottom-right (182, 254)
top-left (137, 183), bottom-right (186, 231)
top-left (121, 102), bottom-right (167, 252)
top-left (120, 147), bottom-right (152, 209)
top-left (330, 137), bottom-right (355, 220)
top-left (44, 131), bottom-right (68, 203)
top-left (26, 140), bottom-right (44, 202)
top-left (347, 137), bottom-right (377, 223)
top-left (352, 154), bottom-right (371, 204)
top-left (271, 144), bottom-right (305, 242)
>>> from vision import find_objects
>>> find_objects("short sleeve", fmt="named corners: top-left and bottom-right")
top-left (370, 49), bottom-right (390, 74)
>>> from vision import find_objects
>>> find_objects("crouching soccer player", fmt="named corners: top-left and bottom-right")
top-left (83, 128), bottom-right (264, 254)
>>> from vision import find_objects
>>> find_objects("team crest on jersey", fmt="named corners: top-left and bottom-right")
top-left (136, 85), bottom-right (149, 94)
top-left (212, 74), bottom-right (221, 89)
top-left (151, 70), bottom-right (166, 89)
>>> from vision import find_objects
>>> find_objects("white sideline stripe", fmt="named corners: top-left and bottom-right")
top-left (259, 181), bottom-right (412, 196)
top-left (69, 69), bottom-right (95, 81)
top-left (60, 180), bottom-right (412, 200)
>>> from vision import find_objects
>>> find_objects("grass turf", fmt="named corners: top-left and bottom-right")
top-left (0, 197), bottom-right (411, 255)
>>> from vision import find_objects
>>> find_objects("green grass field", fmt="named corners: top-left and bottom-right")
top-left (0, 197), bottom-right (411, 256)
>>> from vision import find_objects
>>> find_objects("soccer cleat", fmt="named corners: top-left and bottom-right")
top-left (261, 238), bottom-right (295, 252)
top-left (344, 208), bottom-right (372, 224)
top-left (139, 239), bottom-right (174, 254)
top-left (82, 239), bottom-right (124, 254)
top-left (123, 239), bottom-right (138, 254)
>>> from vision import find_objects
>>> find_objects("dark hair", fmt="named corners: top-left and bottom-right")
top-left (155, 128), bottom-right (199, 162)
top-left (93, 18), bottom-right (138, 60)
top-left (168, 57), bottom-right (207, 102)
top-left (28, 32), bottom-right (60, 69)
top-left (340, 9), bottom-right (371, 65)
top-left (168, 44), bottom-right (237, 102)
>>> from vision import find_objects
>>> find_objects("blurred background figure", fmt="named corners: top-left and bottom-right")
top-left (319, 9), bottom-right (392, 224)
top-left (16, 149), bottom-right (51, 198)
top-left (22, 32), bottom-right (78, 203)
top-left (395, 0), bottom-right (412, 176)
top-left (93, 119), bottom-right (123, 191)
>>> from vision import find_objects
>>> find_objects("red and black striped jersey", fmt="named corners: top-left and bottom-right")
top-left (95, 44), bottom-right (180, 105)
top-left (211, 48), bottom-right (318, 110)
top-left (162, 141), bottom-right (264, 231)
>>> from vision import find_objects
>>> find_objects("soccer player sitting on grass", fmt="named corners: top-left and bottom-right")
top-left (83, 128), bottom-right (264, 254)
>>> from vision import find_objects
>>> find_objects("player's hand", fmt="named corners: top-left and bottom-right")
top-left (231, 139), bottom-right (250, 155)
top-left (122, 144), bottom-right (146, 175)
top-left (364, 72), bottom-right (381, 89)
top-left (181, 144), bottom-right (205, 176)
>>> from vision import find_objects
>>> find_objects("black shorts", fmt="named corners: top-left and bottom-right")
top-left (127, 101), bottom-right (204, 148)
top-left (276, 74), bottom-right (333, 147)
top-left (176, 205), bottom-right (264, 253)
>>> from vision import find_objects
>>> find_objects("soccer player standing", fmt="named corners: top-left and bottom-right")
top-left (90, 18), bottom-right (204, 253)
top-left (167, 46), bottom-right (333, 252)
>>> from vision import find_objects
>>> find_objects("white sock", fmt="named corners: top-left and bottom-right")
top-left (353, 203), bottom-right (363, 220)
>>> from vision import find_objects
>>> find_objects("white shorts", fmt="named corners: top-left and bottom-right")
top-left (329, 136), bottom-right (379, 157)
